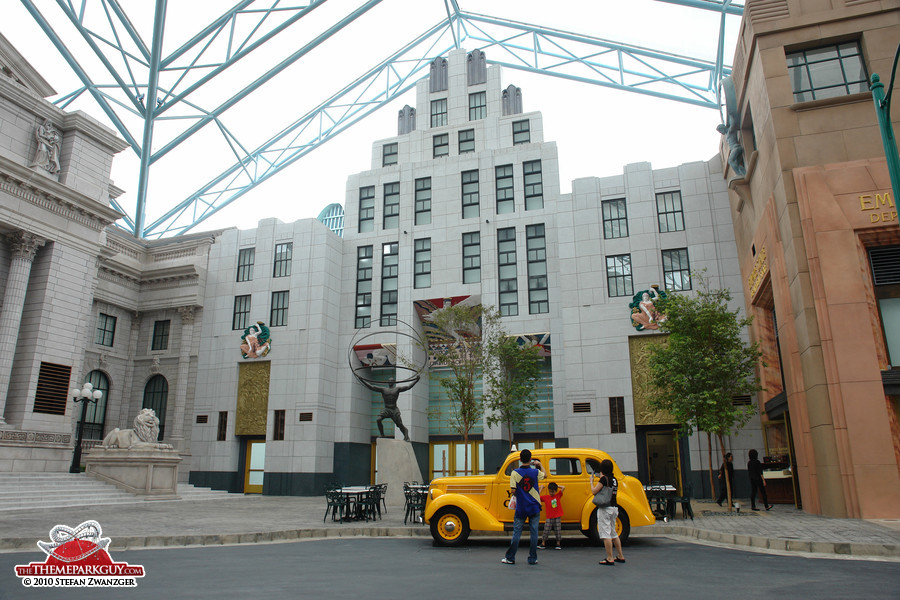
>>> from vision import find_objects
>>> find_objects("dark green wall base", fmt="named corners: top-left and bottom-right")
top-left (189, 471), bottom-right (242, 494)
top-left (263, 472), bottom-right (337, 496)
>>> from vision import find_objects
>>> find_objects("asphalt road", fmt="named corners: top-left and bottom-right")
top-left (2, 536), bottom-right (898, 599)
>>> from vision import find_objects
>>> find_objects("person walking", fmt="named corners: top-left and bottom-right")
top-left (538, 482), bottom-right (565, 550)
top-left (502, 449), bottom-right (546, 565)
top-left (748, 449), bottom-right (773, 511)
top-left (716, 452), bottom-right (735, 507)
top-left (591, 459), bottom-right (625, 566)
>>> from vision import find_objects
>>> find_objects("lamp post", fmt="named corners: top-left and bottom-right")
top-left (869, 43), bottom-right (900, 211)
top-left (69, 382), bottom-right (102, 473)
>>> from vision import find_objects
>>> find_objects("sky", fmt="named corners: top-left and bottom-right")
top-left (2, 0), bottom-right (741, 236)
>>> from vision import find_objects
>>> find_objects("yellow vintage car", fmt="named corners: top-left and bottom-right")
top-left (425, 447), bottom-right (655, 547)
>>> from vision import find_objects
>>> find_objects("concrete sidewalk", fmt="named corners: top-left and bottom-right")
top-left (0, 494), bottom-right (897, 560)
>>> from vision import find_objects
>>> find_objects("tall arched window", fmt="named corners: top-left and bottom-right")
top-left (83, 370), bottom-right (109, 440)
top-left (142, 375), bottom-right (168, 440)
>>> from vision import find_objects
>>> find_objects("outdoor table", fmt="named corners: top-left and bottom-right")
top-left (339, 486), bottom-right (372, 521)
top-left (643, 484), bottom-right (676, 519)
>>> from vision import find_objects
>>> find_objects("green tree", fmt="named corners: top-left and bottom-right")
top-left (647, 272), bottom-right (763, 509)
top-left (482, 315), bottom-right (543, 447)
top-left (428, 303), bottom-right (486, 474)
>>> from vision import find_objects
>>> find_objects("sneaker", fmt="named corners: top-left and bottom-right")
top-left (537, 544), bottom-right (546, 550)
top-left (528, 560), bottom-right (538, 566)
top-left (765, 505), bottom-right (773, 511)
top-left (717, 501), bottom-right (723, 507)
top-left (501, 558), bottom-right (515, 565)
top-left (554, 546), bottom-right (562, 550)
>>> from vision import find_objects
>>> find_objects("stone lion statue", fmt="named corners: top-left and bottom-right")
top-left (101, 408), bottom-right (173, 450)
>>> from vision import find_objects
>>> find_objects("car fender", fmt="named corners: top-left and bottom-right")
top-left (425, 493), bottom-right (506, 532)
top-left (579, 494), bottom-right (655, 528)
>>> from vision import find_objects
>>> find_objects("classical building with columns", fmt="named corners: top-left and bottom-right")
top-left (0, 34), bottom-right (215, 474)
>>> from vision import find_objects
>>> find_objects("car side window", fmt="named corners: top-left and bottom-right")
top-left (504, 461), bottom-right (517, 476)
top-left (547, 457), bottom-right (582, 476)
top-left (586, 458), bottom-right (602, 475)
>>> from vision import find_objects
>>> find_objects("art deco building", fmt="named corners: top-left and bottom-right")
top-left (718, 0), bottom-right (900, 518)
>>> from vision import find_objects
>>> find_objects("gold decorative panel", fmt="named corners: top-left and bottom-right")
top-left (235, 361), bottom-right (270, 436)
top-left (628, 335), bottom-right (675, 426)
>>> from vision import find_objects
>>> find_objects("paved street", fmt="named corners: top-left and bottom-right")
top-left (1, 536), bottom-right (898, 600)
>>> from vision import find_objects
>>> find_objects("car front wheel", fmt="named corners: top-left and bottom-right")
top-left (430, 506), bottom-right (470, 547)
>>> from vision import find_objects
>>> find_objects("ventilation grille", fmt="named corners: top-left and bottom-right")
top-left (33, 362), bottom-right (72, 415)
top-left (747, 0), bottom-right (789, 22)
top-left (732, 395), bottom-right (752, 406)
top-left (196, 414), bottom-right (208, 424)
top-left (298, 412), bottom-right (313, 422)
top-left (870, 246), bottom-right (900, 286)
top-left (446, 484), bottom-right (486, 494)
top-left (572, 402), bottom-right (591, 413)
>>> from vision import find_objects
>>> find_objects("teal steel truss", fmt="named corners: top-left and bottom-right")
top-left (19, 0), bottom-right (743, 238)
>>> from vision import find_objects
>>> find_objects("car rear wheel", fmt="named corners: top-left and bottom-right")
top-left (430, 506), bottom-right (470, 547)
top-left (582, 508), bottom-right (631, 545)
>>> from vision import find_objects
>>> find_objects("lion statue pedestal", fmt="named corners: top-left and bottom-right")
top-left (84, 409), bottom-right (182, 498)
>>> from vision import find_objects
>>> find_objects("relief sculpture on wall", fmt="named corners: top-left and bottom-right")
top-left (629, 335), bottom-right (675, 426)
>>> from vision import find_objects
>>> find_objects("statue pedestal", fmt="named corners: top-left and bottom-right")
top-left (84, 448), bottom-right (182, 498)
top-left (375, 438), bottom-right (423, 508)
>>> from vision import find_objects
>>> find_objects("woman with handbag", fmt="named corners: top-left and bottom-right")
top-left (590, 459), bottom-right (626, 566)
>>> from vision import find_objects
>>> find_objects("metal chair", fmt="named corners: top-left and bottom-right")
top-left (324, 489), bottom-right (349, 522)
top-left (404, 488), bottom-right (426, 524)
top-left (669, 483), bottom-right (694, 520)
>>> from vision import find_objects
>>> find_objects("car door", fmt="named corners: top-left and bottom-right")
top-left (542, 454), bottom-right (591, 524)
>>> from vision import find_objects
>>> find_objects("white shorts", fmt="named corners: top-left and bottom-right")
top-left (596, 506), bottom-right (619, 539)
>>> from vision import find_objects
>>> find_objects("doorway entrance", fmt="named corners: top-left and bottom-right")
top-left (646, 431), bottom-right (682, 493)
top-left (244, 440), bottom-right (265, 494)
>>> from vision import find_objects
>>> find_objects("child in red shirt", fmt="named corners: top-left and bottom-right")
top-left (538, 482), bottom-right (565, 549)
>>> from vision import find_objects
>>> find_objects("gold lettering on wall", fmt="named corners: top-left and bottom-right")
top-left (235, 361), bottom-right (270, 436)
top-left (746, 246), bottom-right (769, 300)
top-left (629, 335), bottom-right (675, 426)
top-left (859, 192), bottom-right (897, 223)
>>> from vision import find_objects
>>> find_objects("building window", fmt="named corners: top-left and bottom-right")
top-left (469, 91), bottom-right (487, 120)
top-left (513, 119), bottom-right (530, 144)
top-left (496, 164), bottom-right (514, 214)
top-left (217, 411), bottom-right (228, 441)
top-left (656, 190), bottom-right (685, 233)
top-left (82, 370), bottom-right (109, 440)
top-left (270, 291), bottom-right (289, 327)
top-left (151, 319), bottom-right (170, 351)
top-left (430, 98), bottom-right (447, 127)
top-left (606, 254), bottom-right (634, 297)
top-left (380, 242), bottom-right (399, 326)
top-left (355, 245), bottom-right (373, 328)
top-left (415, 238), bottom-right (431, 289)
top-left (233, 295), bottom-right (251, 330)
top-left (273, 242), bottom-right (292, 277)
top-left (462, 170), bottom-right (480, 219)
top-left (523, 160), bottom-right (543, 211)
top-left (662, 248), bottom-right (691, 291)
top-left (383, 182), bottom-right (400, 230)
top-left (526, 224), bottom-right (548, 314)
top-left (142, 375), bottom-right (168, 440)
top-left (459, 128), bottom-right (475, 153)
top-left (602, 199), bottom-right (628, 239)
top-left (433, 133), bottom-right (449, 158)
top-left (273, 409), bottom-right (285, 441)
top-left (463, 232), bottom-right (481, 284)
top-left (236, 247), bottom-right (255, 282)
top-left (609, 397), bottom-right (626, 434)
top-left (498, 227), bottom-right (518, 316)
top-left (415, 177), bottom-right (432, 226)
top-left (359, 186), bottom-right (375, 233)
top-left (787, 42), bottom-right (868, 103)
top-left (382, 142), bottom-right (398, 166)
top-left (95, 313), bottom-right (116, 347)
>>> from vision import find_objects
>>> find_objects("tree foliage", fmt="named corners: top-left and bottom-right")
top-left (647, 272), bottom-right (763, 506)
top-left (482, 315), bottom-right (543, 444)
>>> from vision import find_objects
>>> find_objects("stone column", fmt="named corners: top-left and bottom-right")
top-left (169, 306), bottom-right (194, 449)
top-left (118, 312), bottom-right (141, 429)
top-left (0, 231), bottom-right (46, 426)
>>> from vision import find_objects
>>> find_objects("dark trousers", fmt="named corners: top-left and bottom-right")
top-left (750, 480), bottom-right (769, 508)
top-left (716, 480), bottom-right (733, 505)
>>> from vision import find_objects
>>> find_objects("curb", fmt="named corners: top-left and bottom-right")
top-left (643, 524), bottom-right (900, 559)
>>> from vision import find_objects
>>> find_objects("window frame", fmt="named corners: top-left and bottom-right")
top-left (355, 245), bottom-right (374, 328)
top-left (512, 119), bottom-right (530, 144)
top-left (430, 98), bottom-right (448, 127)
top-left (358, 186), bottom-right (375, 233)
top-left (382, 142), bottom-right (398, 166)
top-left (497, 227), bottom-right (518, 317)
top-left (462, 170), bottom-right (480, 219)
top-left (380, 242), bottom-right (399, 326)
top-left (656, 190), bottom-right (685, 233)
top-left (602, 199), bottom-right (629, 239)
top-left (606, 254), bottom-right (634, 298)
top-left (523, 160), bottom-right (543, 211)
top-left (526, 224), bottom-right (548, 314)
top-left (95, 313), bottom-right (117, 347)
top-left (233, 295), bottom-right (251, 330)
top-left (662, 247), bottom-right (692, 291)
top-left (609, 397), bottom-right (626, 434)
top-left (495, 164), bottom-right (515, 214)
top-left (458, 128), bottom-right (475, 153)
top-left (383, 182), bottom-right (400, 230)
top-left (151, 319), bottom-right (170, 351)
top-left (414, 238), bottom-right (431, 289)
top-left (273, 242), bottom-right (293, 278)
top-left (270, 290), bottom-right (289, 327)
top-left (236, 247), bottom-right (255, 282)
top-left (433, 133), bottom-right (449, 158)
top-left (415, 177), bottom-right (432, 226)
top-left (468, 91), bottom-right (487, 120)
top-left (463, 232), bottom-right (481, 284)
top-left (786, 41), bottom-right (868, 103)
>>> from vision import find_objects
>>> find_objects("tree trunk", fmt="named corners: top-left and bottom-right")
top-left (717, 433), bottom-right (733, 511)
top-left (706, 432), bottom-right (715, 499)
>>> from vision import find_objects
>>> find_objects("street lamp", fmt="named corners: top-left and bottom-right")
top-left (69, 382), bottom-right (102, 473)
top-left (869, 42), bottom-right (900, 211)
